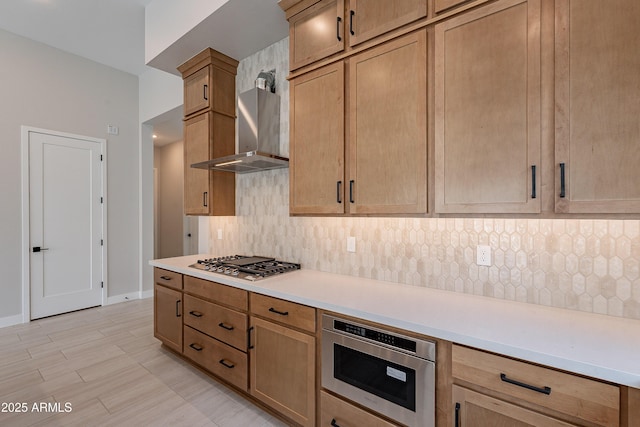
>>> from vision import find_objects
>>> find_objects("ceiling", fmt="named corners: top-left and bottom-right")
top-left (0, 0), bottom-right (289, 146)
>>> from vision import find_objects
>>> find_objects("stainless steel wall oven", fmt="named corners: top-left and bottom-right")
top-left (322, 314), bottom-right (436, 427)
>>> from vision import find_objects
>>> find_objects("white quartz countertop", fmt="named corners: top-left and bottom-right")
top-left (150, 255), bottom-right (640, 388)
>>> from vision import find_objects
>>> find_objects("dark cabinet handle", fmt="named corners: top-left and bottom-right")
top-left (32, 246), bottom-right (49, 253)
top-left (247, 326), bottom-right (254, 349)
top-left (349, 180), bottom-right (354, 203)
top-left (455, 402), bottom-right (460, 427)
top-left (203, 191), bottom-right (208, 207)
top-left (175, 300), bottom-right (182, 317)
top-left (203, 84), bottom-right (208, 101)
top-left (189, 310), bottom-right (203, 318)
top-left (500, 373), bottom-right (551, 395)
top-left (189, 343), bottom-right (203, 352)
top-left (349, 10), bottom-right (355, 36)
top-left (160, 275), bottom-right (172, 281)
top-left (336, 17), bottom-right (342, 42)
top-left (330, 419), bottom-right (341, 427)
top-left (268, 307), bottom-right (289, 316)
top-left (219, 359), bottom-right (235, 369)
top-left (337, 181), bottom-right (342, 203)
top-left (559, 162), bottom-right (566, 198)
top-left (218, 322), bottom-right (234, 331)
top-left (531, 165), bottom-right (537, 199)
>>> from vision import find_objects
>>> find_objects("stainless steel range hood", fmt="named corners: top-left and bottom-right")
top-left (191, 87), bottom-right (285, 174)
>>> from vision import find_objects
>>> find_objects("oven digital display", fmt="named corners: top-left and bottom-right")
top-left (333, 320), bottom-right (417, 353)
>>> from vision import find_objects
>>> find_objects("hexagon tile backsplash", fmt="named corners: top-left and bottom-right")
top-left (206, 169), bottom-right (640, 320)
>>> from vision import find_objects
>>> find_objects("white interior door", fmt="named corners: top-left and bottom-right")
top-left (29, 130), bottom-right (103, 319)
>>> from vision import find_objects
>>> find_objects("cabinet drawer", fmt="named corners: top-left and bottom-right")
top-left (183, 294), bottom-right (248, 351)
top-left (154, 268), bottom-right (183, 290)
top-left (183, 326), bottom-right (248, 391)
top-left (184, 275), bottom-right (248, 311)
top-left (452, 345), bottom-right (619, 426)
top-left (250, 293), bottom-right (316, 333)
top-left (320, 391), bottom-right (399, 427)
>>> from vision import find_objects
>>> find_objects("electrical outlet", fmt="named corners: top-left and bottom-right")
top-left (477, 245), bottom-right (492, 266)
top-left (217, 229), bottom-right (223, 240)
top-left (347, 236), bottom-right (356, 253)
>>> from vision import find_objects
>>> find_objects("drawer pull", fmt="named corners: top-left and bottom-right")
top-left (218, 322), bottom-right (234, 331)
top-left (160, 275), bottom-right (172, 280)
top-left (189, 310), bottom-right (203, 318)
top-left (330, 419), bottom-right (341, 427)
top-left (189, 343), bottom-right (203, 352)
top-left (268, 307), bottom-right (289, 316)
top-left (500, 373), bottom-right (551, 395)
top-left (219, 359), bottom-right (235, 369)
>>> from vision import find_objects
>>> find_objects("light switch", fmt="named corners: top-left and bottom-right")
top-left (347, 236), bottom-right (356, 253)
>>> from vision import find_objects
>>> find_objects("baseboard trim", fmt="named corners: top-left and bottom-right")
top-left (0, 314), bottom-right (25, 328)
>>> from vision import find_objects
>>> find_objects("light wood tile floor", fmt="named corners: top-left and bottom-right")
top-left (0, 299), bottom-right (287, 427)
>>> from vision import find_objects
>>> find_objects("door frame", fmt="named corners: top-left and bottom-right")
top-left (20, 126), bottom-right (108, 323)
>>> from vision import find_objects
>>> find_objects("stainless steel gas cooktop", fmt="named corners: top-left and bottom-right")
top-left (189, 255), bottom-right (300, 281)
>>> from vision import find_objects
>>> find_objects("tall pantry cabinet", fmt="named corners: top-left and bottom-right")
top-left (178, 48), bottom-right (238, 216)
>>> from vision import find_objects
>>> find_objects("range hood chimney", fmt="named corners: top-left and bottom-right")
top-left (191, 71), bottom-right (285, 174)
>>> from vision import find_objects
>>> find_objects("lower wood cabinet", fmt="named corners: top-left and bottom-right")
top-left (153, 269), bottom-right (183, 356)
top-left (320, 391), bottom-right (400, 427)
top-left (452, 344), bottom-right (620, 427)
top-left (453, 385), bottom-right (576, 427)
top-left (249, 306), bottom-right (316, 427)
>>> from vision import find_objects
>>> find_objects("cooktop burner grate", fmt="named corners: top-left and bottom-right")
top-left (189, 255), bottom-right (300, 281)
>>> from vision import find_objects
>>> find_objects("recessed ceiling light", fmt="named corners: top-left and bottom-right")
top-left (152, 134), bottom-right (157, 139)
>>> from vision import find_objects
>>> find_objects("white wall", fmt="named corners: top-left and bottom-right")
top-left (0, 29), bottom-right (140, 322)
top-left (145, 0), bottom-right (228, 64)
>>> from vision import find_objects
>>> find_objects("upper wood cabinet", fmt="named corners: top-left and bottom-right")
top-left (288, 0), bottom-right (345, 71)
top-left (555, 0), bottom-right (640, 214)
top-left (349, 30), bottom-right (427, 214)
top-left (290, 30), bottom-right (427, 215)
top-left (183, 112), bottom-right (236, 216)
top-left (290, 62), bottom-right (345, 214)
top-left (434, 0), bottom-right (541, 214)
top-left (178, 49), bottom-right (237, 216)
top-left (183, 66), bottom-right (210, 117)
top-left (282, 0), bottom-right (427, 71)
top-left (348, 0), bottom-right (427, 47)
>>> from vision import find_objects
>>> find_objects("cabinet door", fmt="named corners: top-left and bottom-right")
top-left (289, 0), bottom-right (344, 70)
top-left (453, 386), bottom-right (576, 427)
top-left (555, 0), bottom-right (640, 213)
top-left (349, 30), bottom-right (427, 214)
top-left (249, 317), bottom-right (315, 427)
top-left (154, 284), bottom-right (182, 353)
top-left (184, 66), bottom-right (209, 117)
top-left (348, 0), bottom-right (427, 47)
top-left (184, 113), bottom-right (211, 215)
top-left (290, 62), bottom-right (345, 214)
top-left (183, 112), bottom-right (235, 216)
top-left (434, 0), bottom-right (541, 214)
